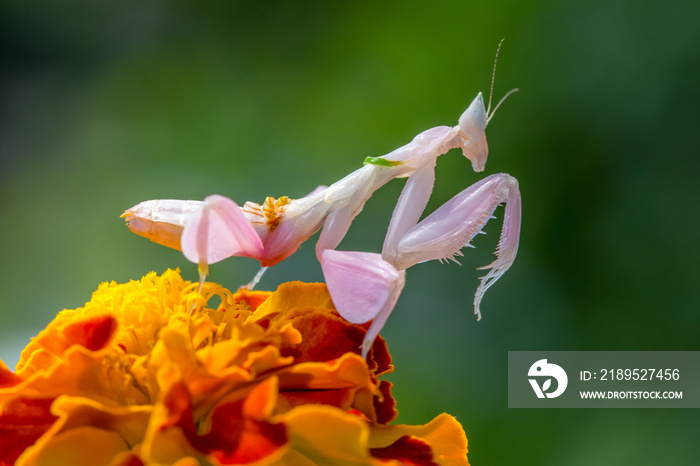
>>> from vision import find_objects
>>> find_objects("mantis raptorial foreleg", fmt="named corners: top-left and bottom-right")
top-left (320, 169), bottom-right (521, 357)
top-left (389, 173), bottom-right (521, 319)
top-left (381, 162), bottom-right (437, 263)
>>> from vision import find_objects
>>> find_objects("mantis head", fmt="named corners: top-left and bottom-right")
top-left (458, 92), bottom-right (489, 172)
top-left (457, 88), bottom-right (519, 173)
top-left (458, 39), bottom-right (519, 173)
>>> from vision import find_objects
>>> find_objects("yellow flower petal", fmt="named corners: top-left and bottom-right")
top-left (17, 426), bottom-right (129, 466)
top-left (368, 413), bottom-right (469, 466)
top-left (252, 281), bottom-right (333, 320)
top-left (281, 404), bottom-right (371, 464)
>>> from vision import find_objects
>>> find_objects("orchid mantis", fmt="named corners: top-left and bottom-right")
top-left (123, 72), bottom-right (521, 358)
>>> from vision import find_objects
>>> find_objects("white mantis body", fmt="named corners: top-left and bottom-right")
top-left (123, 68), bottom-right (521, 358)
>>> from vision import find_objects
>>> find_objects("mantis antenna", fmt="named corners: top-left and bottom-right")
top-left (486, 38), bottom-right (519, 125)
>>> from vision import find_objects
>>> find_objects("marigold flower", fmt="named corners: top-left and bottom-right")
top-left (0, 269), bottom-right (468, 465)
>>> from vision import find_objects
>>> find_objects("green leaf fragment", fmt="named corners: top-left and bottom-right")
top-left (363, 156), bottom-right (403, 167)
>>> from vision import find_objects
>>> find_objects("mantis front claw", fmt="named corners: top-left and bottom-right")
top-left (390, 173), bottom-right (521, 321)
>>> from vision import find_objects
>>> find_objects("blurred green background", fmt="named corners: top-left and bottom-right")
top-left (2, 0), bottom-right (699, 464)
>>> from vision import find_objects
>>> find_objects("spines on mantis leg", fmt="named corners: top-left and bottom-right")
top-left (386, 173), bottom-right (521, 320)
top-left (472, 175), bottom-right (521, 319)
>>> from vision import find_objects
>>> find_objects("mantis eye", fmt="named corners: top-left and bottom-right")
top-left (458, 93), bottom-right (487, 134)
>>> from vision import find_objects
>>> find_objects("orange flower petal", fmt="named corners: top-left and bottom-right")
top-left (281, 404), bottom-right (371, 463)
top-left (13, 350), bottom-right (58, 381)
top-left (32, 396), bottom-right (151, 454)
top-left (369, 436), bottom-right (438, 466)
top-left (0, 398), bottom-right (56, 465)
top-left (59, 314), bottom-right (118, 352)
top-left (15, 315), bottom-right (118, 379)
top-left (252, 281), bottom-right (334, 321)
top-left (373, 380), bottom-right (398, 425)
top-left (232, 289), bottom-right (273, 312)
top-left (271, 306), bottom-right (374, 363)
top-left (276, 353), bottom-right (377, 419)
top-left (141, 379), bottom-right (201, 465)
top-left (149, 320), bottom-right (297, 422)
top-left (0, 360), bottom-right (22, 389)
top-left (9, 345), bottom-right (149, 407)
top-left (275, 399), bottom-right (467, 465)
top-left (17, 426), bottom-right (129, 466)
top-left (199, 378), bottom-right (288, 465)
top-left (368, 413), bottom-right (469, 466)
top-left (146, 376), bottom-right (289, 465)
top-left (253, 282), bottom-right (394, 377)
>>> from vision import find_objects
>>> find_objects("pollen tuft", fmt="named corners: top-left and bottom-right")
top-left (262, 196), bottom-right (291, 232)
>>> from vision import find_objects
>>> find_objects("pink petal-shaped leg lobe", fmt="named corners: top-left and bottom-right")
top-left (321, 250), bottom-right (405, 358)
top-left (181, 195), bottom-right (265, 265)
